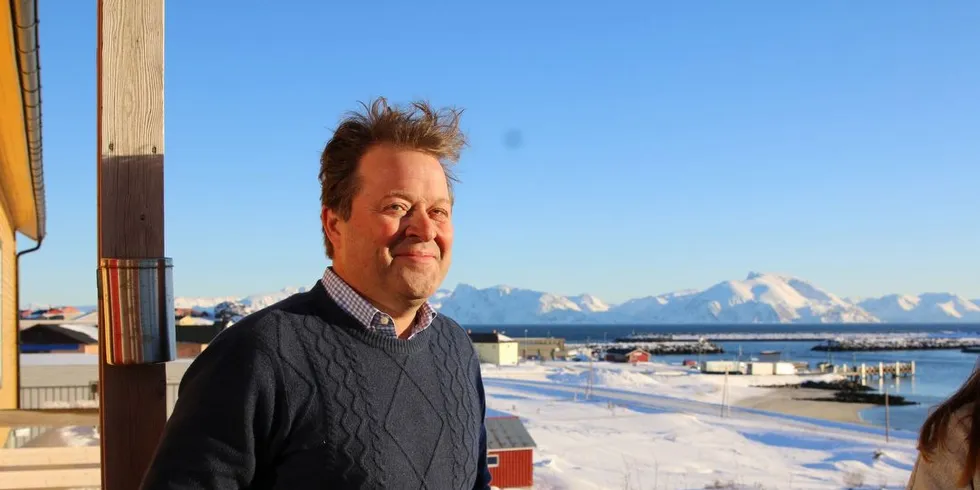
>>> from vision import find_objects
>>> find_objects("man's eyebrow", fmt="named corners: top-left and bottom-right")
top-left (381, 191), bottom-right (416, 201)
top-left (381, 191), bottom-right (451, 206)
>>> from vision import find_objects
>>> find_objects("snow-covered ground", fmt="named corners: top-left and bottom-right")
top-left (17, 357), bottom-right (920, 489)
top-left (482, 361), bottom-right (918, 489)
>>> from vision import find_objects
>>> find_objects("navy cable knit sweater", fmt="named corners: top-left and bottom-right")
top-left (140, 281), bottom-right (492, 489)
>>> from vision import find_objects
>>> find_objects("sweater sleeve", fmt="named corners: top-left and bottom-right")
top-left (472, 366), bottom-right (493, 490)
top-left (140, 329), bottom-right (282, 490)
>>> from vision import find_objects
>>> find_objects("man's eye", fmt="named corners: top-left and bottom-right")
top-left (431, 208), bottom-right (450, 218)
top-left (385, 203), bottom-right (408, 212)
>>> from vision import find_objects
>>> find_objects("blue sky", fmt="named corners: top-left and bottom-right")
top-left (21, 0), bottom-right (980, 306)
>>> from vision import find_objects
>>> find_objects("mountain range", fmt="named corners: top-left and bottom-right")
top-left (170, 272), bottom-right (980, 325)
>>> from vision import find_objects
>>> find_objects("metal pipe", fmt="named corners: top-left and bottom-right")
top-left (14, 237), bottom-right (43, 409)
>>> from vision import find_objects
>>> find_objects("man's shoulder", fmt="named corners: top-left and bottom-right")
top-left (208, 282), bottom-right (326, 353)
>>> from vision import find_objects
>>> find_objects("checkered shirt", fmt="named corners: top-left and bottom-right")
top-left (320, 267), bottom-right (436, 340)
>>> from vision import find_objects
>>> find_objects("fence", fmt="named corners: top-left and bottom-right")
top-left (5, 383), bottom-right (181, 448)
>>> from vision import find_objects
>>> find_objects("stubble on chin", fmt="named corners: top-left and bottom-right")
top-left (390, 262), bottom-right (444, 300)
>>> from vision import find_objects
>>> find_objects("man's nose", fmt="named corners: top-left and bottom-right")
top-left (405, 211), bottom-right (438, 242)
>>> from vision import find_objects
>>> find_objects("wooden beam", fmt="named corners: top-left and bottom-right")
top-left (97, 0), bottom-right (167, 489)
top-left (0, 446), bottom-right (101, 468)
top-left (0, 468), bottom-right (101, 490)
top-left (0, 409), bottom-right (100, 427)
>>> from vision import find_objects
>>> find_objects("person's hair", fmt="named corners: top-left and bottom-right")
top-left (918, 364), bottom-right (980, 487)
top-left (318, 97), bottom-right (467, 258)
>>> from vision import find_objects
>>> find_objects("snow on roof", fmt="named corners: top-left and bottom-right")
top-left (57, 323), bottom-right (99, 341)
top-left (177, 316), bottom-right (215, 326)
top-left (486, 408), bottom-right (515, 419)
top-left (486, 415), bottom-right (536, 451)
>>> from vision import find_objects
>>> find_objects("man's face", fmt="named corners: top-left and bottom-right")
top-left (323, 144), bottom-right (454, 307)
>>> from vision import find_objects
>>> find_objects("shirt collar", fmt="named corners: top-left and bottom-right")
top-left (320, 266), bottom-right (437, 337)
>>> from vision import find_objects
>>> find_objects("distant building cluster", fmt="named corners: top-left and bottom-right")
top-left (20, 306), bottom-right (90, 321)
top-left (18, 304), bottom-right (225, 359)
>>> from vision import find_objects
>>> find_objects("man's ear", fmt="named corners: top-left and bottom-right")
top-left (322, 206), bottom-right (343, 246)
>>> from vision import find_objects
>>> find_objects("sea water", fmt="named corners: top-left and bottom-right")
top-left (467, 323), bottom-right (980, 433)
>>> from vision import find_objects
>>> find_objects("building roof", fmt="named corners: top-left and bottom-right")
top-left (468, 332), bottom-right (518, 344)
top-left (20, 324), bottom-right (97, 345)
top-left (485, 415), bottom-right (537, 451)
top-left (486, 408), bottom-right (514, 419)
top-left (606, 347), bottom-right (649, 355)
top-left (1, 0), bottom-right (46, 240)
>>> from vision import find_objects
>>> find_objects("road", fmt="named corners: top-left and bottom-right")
top-left (483, 377), bottom-right (918, 444)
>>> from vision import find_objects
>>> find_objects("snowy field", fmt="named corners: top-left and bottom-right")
top-left (482, 361), bottom-right (918, 489)
top-left (18, 356), bottom-right (921, 489)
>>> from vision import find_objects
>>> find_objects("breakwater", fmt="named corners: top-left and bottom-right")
top-left (812, 336), bottom-right (980, 352)
top-left (570, 340), bottom-right (725, 355)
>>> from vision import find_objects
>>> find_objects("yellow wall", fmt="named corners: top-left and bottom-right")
top-left (475, 342), bottom-right (519, 366)
top-left (0, 192), bottom-right (16, 446)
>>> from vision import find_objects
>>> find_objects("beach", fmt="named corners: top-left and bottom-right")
top-left (735, 386), bottom-right (874, 424)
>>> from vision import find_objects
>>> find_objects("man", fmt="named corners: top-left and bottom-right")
top-left (141, 98), bottom-right (492, 489)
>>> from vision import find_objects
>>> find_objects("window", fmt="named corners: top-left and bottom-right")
top-left (487, 454), bottom-right (499, 468)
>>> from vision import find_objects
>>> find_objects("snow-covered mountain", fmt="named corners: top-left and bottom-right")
top-left (857, 293), bottom-right (980, 323)
top-left (155, 273), bottom-right (978, 325)
top-left (173, 286), bottom-right (310, 316)
top-left (433, 272), bottom-right (880, 325)
top-left (435, 284), bottom-right (599, 324)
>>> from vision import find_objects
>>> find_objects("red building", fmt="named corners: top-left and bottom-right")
top-left (486, 409), bottom-right (537, 489)
top-left (604, 347), bottom-right (651, 363)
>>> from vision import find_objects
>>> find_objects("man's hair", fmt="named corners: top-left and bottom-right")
top-left (319, 97), bottom-right (467, 258)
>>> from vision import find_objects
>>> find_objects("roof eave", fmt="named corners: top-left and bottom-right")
top-left (12, 0), bottom-right (45, 241)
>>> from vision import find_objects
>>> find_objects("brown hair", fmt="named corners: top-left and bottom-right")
top-left (918, 365), bottom-right (980, 487)
top-left (318, 97), bottom-right (467, 258)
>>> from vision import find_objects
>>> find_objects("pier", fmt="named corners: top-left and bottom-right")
top-left (821, 361), bottom-right (916, 380)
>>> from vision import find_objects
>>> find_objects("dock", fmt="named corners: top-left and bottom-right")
top-left (820, 361), bottom-right (916, 380)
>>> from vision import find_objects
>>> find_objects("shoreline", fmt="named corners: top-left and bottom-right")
top-left (734, 387), bottom-right (874, 425)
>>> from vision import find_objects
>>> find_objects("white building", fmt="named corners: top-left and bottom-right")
top-left (468, 331), bottom-right (519, 366)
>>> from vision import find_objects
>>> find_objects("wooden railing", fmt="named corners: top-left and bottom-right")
top-left (0, 446), bottom-right (101, 489)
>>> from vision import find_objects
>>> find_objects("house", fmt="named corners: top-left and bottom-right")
top-left (176, 315), bottom-right (214, 327)
top-left (0, 0), bottom-right (47, 446)
top-left (515, 336), bottom-right (566, 360)
top-left (604, 347), bottom-right (650, 363)
top-left (486, 408), bottom-right (536, 489)
top-left (174, 323), bottom-right (225, 358)
top-left (19, 324), bottom-right (97, 353)
top-left (468, 331), bottom-right (520, 366)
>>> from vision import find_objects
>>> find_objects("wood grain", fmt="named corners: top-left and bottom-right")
top-left (97, 0), bottom-right (167, 489)
top-left (0, 409), bottom-right (99, 428)
top-left (0, 468), bottom-right (101, 490)
top-left (0, 446), bottom-right (100, 467)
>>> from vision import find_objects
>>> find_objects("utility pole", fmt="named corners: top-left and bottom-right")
top-left (97, 0), bottom-right (170, 489)
top-left (721, 370), bottom-right (729, 418)
top-left (884, 381), bottom-right (891, 444)
top-left (587, 354), bottom-right (594, 400)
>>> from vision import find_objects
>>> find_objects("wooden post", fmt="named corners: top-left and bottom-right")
top-left (97, 0), bottom-right (167, 489)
